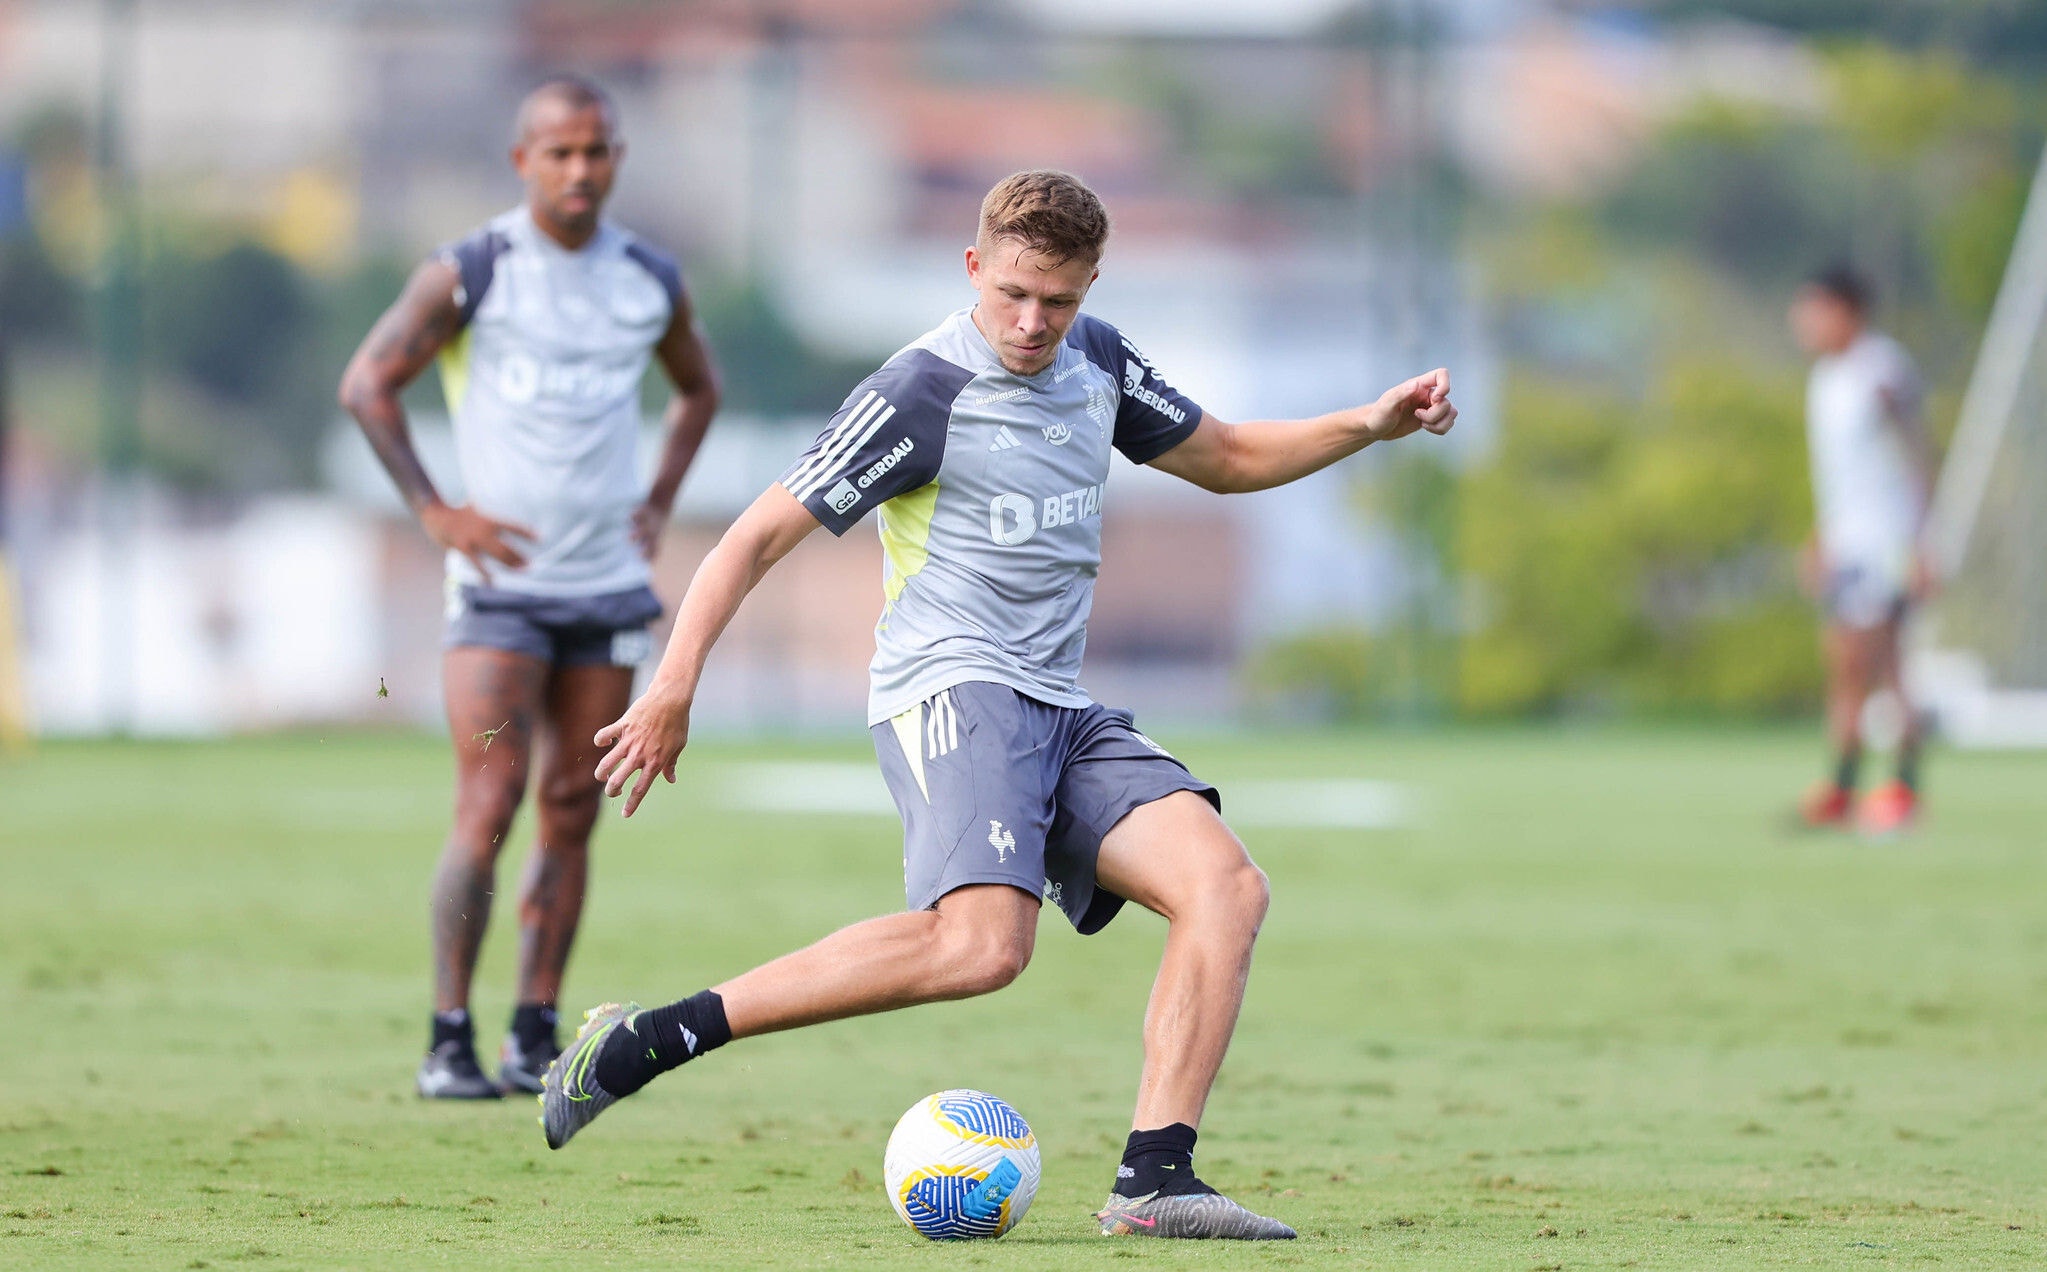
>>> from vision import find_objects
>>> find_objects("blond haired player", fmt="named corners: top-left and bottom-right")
top-left (542, 171), bottom-right (1455, 1239)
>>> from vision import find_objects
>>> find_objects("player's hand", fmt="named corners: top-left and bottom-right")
top-left (630, 499), bottom-right (671, 562)
top-left (420, 502), bottom-right (535, 585)
top-left (593, 689), bottom-right (691, 817)
top-left (1364, 369), bottom-right (1457, 443)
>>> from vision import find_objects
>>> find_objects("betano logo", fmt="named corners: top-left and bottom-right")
top-left (493, 351), bottom-right (640, 406)
top-left (987, 484), bottom-right (1104, 546)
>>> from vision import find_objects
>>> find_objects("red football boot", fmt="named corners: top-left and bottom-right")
top-left (1798, 782), bottom-right (1854, 829)
top-left (1857, 781), bottom-right (1918, 837)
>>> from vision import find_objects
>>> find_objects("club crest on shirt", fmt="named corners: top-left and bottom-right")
top-left (1084, 383), bottom-right (1113, 437)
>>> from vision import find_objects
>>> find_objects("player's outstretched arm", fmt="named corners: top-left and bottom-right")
top-left (1148, 369), bottom-right (1456, 495)
top-left (337, 259), bottom-right (534, 582)
top-left (595, 484), bottom-right (820, 815)
top-left (634, 291), bottom-right (725, 561)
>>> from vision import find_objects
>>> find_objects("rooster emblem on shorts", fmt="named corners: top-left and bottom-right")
top-left (988, 820), bottom-right (1016, 863)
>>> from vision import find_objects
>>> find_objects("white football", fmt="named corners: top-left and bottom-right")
top-left (882, 1089), bottom-right (1041, 1240)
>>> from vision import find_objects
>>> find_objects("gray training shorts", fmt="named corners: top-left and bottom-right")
top-left (444, 583), bottom-right (663, 668)
top-left (870, 680), bottom-right (1219, 934)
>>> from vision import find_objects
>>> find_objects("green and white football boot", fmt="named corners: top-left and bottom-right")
top-left (537, 1001), bottom-right (640, 1150)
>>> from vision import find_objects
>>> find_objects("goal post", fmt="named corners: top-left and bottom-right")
top-left (1911, 141), bottom-right (2047, 747)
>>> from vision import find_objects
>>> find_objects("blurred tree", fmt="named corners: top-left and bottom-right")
top-left (1457, 361), bottom-right (1817, 715)
top-left (1431, 31), bottom-right (2042, 719)
top-left (684, 278), bottom-right (883, 415)
top-left (145, 240), bottom-right (309, 403)
top-left (1616, 1), bottom-right (2047, 69)
top-left (1601, 104), bottom-right (1852, 288)
top-left (0, 234), bottom-right (81, 344)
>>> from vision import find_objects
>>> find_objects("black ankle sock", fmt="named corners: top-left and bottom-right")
top-left (594, 990), bottom-right (731, 1097)
top-left (510, 1003), bottom-right (558, 1052)
top-left (1896, 737), bottom-right (1922, 793)
top-left (1113, 1123), bottom-right (1216, 1199)
top-left (431, 1008), bottom-right (472, 1050)
top-left (1833, 745), bottom-right (1862, 792)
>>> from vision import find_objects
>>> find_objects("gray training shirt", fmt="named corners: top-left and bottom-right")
top-left (434, 206), bottom-right (685, 597)
top-left (779, 308), bottom-right (1203, 725)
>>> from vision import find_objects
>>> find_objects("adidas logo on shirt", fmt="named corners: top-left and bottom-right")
top-left (989, 425), bottom-right (1022, 452)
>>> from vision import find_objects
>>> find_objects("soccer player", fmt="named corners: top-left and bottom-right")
top-left (338, 77), bottom-right (721, 1098)
top-left (1790, 265), bottom-right (1935, 834)
top-left (543, 171), bottom-right (1455, 1239)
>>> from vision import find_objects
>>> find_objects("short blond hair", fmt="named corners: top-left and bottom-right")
top-left (977, 170), bottom-right (1110, 268)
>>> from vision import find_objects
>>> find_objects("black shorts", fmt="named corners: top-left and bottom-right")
top-left (443, 584), bottom-right (663, 668)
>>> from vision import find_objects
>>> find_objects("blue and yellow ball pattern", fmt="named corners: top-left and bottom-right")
top-left (883, 1090), bottom-right (1041, 1240)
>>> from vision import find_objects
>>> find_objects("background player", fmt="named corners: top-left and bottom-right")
top-left (338, 77), bottom-right (721, 1098)
top-left (1790, 265), bottom-right (1935, 835)
top-left (543, 171), bottom-right (1455, 1239)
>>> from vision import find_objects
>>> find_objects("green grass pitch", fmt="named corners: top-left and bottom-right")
top-left (3, 726), bottom-right (2045, 1269)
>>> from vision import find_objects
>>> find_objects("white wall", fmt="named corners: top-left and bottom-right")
top-left (28, 493), bottom-right (381, 735)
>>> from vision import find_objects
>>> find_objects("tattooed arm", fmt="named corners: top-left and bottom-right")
top-left (338, 258), bottom-right (533, 582)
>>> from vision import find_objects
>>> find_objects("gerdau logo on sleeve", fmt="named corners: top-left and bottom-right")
top-left (1122, 359), bottom-right (1186, 424)
top-left (857, 437), bottom-right (916, 489)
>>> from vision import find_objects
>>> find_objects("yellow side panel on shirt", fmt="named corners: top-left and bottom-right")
top-left (879, 481), bottom-right (941, 608)
top-left (436, 328), bottom-right (473, 416)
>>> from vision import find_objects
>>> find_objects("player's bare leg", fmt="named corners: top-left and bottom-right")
top-left (420, 646), bottom-right (545, 1098)
top-left (1859, 615), bottom-right (1921, 833)
top-left (1095, 791), bottom-right (1267, 1131)
top-left (500, 662), bottom-right (633, 1091)
top-left (719, 883), bottom-right (1039, 1036)
top-left (1804, 624), bottom-right (1877, 828)
top-left (539, 884), bottom-right (1036, 1147)
top-left (1089, 791), bottom-right (1293, 1239)
top-left (1824, 623), bottom-right (1878, 772)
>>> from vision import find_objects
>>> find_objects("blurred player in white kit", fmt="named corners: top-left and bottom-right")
top-left (1790, 265), bottom-right (1936, 835)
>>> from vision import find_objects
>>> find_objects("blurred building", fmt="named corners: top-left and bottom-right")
top-left (0, 0), bottom-right (1823, 735)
